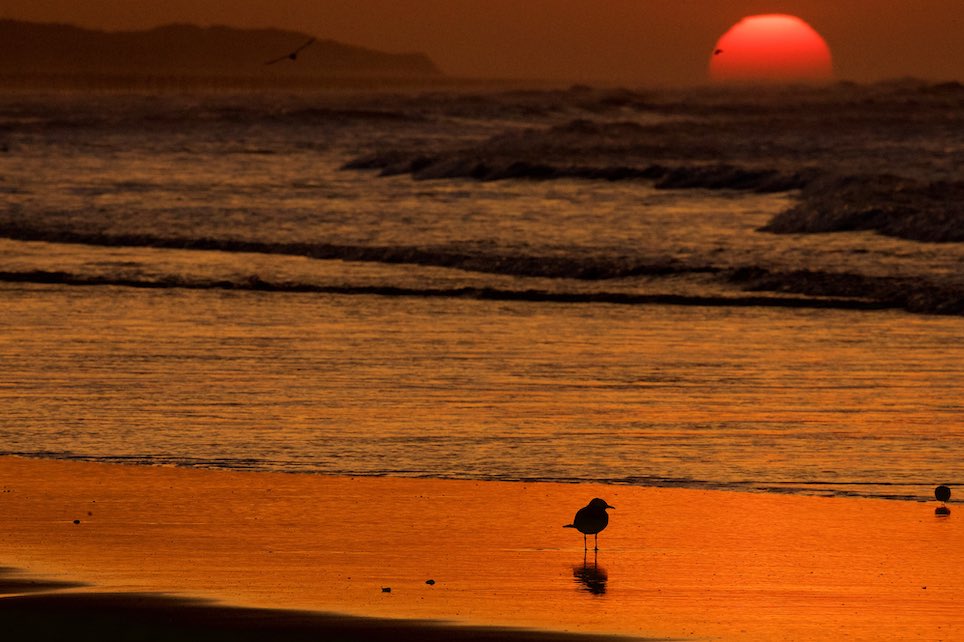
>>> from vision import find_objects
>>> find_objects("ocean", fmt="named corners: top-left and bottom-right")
top-left (0, 80), bottom-right (961, 501)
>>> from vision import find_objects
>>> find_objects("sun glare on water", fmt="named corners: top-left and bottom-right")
top-left (709, 14), bottom-right (834, 84)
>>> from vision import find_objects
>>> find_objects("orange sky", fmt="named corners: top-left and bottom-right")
top-left (4, 0), bottom-right (964, 85)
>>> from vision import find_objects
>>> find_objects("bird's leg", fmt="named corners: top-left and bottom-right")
top-left (594, 533), bottom-right (598, 552)
top-left (583, 534), bottom-right (587, 551)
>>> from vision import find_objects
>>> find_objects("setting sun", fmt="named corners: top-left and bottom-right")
top-left (709, 14), bottom-right (833, 84)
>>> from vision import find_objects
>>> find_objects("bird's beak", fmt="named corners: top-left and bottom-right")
top-left (606, 504), bottom-right (615, 509)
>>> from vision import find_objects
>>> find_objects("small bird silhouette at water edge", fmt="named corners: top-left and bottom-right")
top-left (564, 498), bottom-right (614, 551)
top-left (935, 484), bottom-right (951, 516)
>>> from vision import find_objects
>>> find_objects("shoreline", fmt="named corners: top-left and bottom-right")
top-left (0, 455), bottom-right (961, 640)
top-left (0, 448), bottom-right (945, 503)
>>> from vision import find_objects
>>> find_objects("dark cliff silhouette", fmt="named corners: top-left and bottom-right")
top-left (0, 20), bottom-right (441, 78)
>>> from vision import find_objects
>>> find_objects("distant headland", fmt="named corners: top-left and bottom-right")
top-left (0, 20), bottom-right (442, 85)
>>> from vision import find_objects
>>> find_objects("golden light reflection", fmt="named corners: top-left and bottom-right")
top-left (0, 457), bottom-right (961, 640)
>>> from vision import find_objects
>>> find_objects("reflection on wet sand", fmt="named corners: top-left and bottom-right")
top-left (572, 551), bottom-right (608, 596)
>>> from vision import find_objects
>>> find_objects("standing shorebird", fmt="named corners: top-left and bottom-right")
top-left (935, 485), bottom-right (951, 516)
top-left (564, 498), bottom-right (614, 551)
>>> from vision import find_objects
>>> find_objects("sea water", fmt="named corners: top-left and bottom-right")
top-left (0, 82), bottom-right (961, 500)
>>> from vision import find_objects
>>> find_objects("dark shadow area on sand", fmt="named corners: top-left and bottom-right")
top-left (0, 569), bottom-right (657, 642)
top-left (0, 566), bottom-right (86, 595)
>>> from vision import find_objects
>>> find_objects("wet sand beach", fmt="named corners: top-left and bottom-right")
top-left (0, 456), bottom-right (960, 640)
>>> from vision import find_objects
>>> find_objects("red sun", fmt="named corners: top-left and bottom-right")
top-left (709, 14), bottom-right (833, 84)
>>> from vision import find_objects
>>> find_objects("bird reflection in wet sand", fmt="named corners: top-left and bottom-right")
top-left (935, 485), bottom-right (951, 516)
top-left (573, 550), bottom-right (608, 595)
top-left (564, 498), bottom-right (614, 551)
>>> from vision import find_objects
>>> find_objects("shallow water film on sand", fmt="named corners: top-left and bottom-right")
top-left (0, 81), bottom-right (962, 500)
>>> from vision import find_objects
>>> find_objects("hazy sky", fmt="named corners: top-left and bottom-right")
top-left (4, 1), bottom-right (964, 85)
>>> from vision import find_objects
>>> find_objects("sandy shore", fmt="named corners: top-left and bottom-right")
top-left (0, 456), bottom-right (960, 640)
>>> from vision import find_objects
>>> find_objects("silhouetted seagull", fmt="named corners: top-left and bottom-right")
top-left (564, 498), bottom-right (614, 551)
top-left (264, 37), bottom-right (316, 65)
top-left (935, 485), bottom-right (951, 516)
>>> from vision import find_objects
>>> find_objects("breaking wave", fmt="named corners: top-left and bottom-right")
top-left (344, 154), bottom-right (812, 192)
top-left (0, 224), bottom-right (714, 280)
top-left (4, 268), bottom-right (960, 315)
top-left (345, 145), bottom-right (963, 245)
top-left (0, 268), bottom-right (887, 311)
top-left (762, 174), bottom-right (964, 243)
top-left (340, 80), bottom-right (964, 245)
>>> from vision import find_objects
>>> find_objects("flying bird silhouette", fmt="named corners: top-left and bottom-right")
top-left (564, 498), bottom-right (614, 551)
top-left (264, 37), bottom-right (316, 65)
